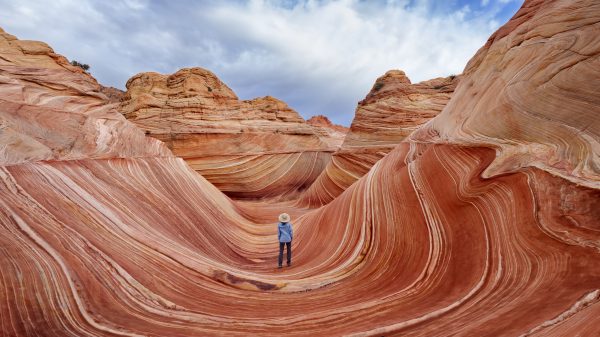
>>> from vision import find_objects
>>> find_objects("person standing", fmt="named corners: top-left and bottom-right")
top-left (277, 213), bottom-right (293, 268)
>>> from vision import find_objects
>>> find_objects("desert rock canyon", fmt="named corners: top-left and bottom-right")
top-left (1, 0), bottom-right (599, 336)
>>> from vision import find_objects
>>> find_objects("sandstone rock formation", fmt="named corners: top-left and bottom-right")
top-left (306, 115), bottom-right (347, 132)
top-left (0, 28), bottom-right (169, 165)
top-left (306, 115), bottom-right (348, 148)
top-left (1, 27), bottom-right (77, 70)
top-left (120, 68), bottom-right (340, 199)
top-left (99, 85), bottom-right (125, 103)
top-left (345, 70), bottom-right (458, 147)
top-left (411, 0), bottom-right (600, 191)
top-left (298, 70), bottom-right (459, 206)
top-left (1, 0), bottom-right (600, 335)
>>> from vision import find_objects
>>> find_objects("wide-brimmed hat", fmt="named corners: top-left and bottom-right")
top-left (278, 213), bottom-right (291, 223)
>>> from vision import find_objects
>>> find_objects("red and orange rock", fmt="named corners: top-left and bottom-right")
top-left (120, 68), bottom-right (342, 199)
top-left (298, 70), bottom-right (459, 206)
top-left (306, 115), bottom-right (348, 148)
top-left (0, 27), bottom-right (168, 165)
top-left (1, 0), bottom-right (599, 335)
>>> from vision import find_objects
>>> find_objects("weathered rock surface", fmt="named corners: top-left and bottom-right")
top-left (345, 70), bottom-right (458, 147)
top-left (0, 28), bottom-right (169, 166)
top-left (0, 27), bottom-right (77, 70)
top-left (120, 68), bottom-right (340, 199)
top-left (306, 115), bottom-right (348, 133)
top-left (298, 70), bottom-right (459, 206)
top-left (1, 0), bottom-right (600, 336)
top-left (411, 0), bottom-right (600, 190)
top-left (306, 115), bottom-right (348, 148)
top-left (99, 85), bottom-right (125, 103)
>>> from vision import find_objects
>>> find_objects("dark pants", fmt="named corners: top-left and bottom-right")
top-left (278, 242), bottom-right (292, 266)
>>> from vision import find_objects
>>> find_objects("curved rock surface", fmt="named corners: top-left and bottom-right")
top-left (0, 28), bottom-right (169, 165)
top-left (1, 0), bottom-right (600, 336)
top-left (120, 68), bottom-right (339, 199)
top-left (298, 70), bottom-right (459, 207)
top-left (411, 0), bottom-right (600, 190)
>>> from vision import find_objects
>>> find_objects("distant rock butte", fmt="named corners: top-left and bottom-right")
top-left (346, 70), bottom-right (458, 147)
top-left (99, 85), bottom-right (125, 103)
top-left (298, 70), bottom-right (460, 206)
top-left (306, 115), bottom-right (348, 148)
top-left (306, 115), bottom-right (348, 133)
top-left (120, 67), bottom-right (341, 199)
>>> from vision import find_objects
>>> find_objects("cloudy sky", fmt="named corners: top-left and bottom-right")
top-left (0, 0), bottom-right (523, 125)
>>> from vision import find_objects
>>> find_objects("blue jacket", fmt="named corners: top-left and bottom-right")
top-left (278, 222), bottom-right (293, 243)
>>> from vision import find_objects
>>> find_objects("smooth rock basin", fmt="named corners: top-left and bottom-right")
top-left (1, 0), bottom-right (599, 335)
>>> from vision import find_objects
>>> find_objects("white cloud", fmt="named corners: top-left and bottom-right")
top-left (0, 0), bottom-right (520, 125)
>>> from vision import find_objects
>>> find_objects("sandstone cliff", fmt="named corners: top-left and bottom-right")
top-left (298, 70), bottom-right (459, 206)
top-left (120, 67), bottom-right (340, 199)
top-left (306, 115), bottom-right (348, 148)
top-left (0, 27), bottom-right (169, 165)
top-left (411, 0), bottom-right (600, 190)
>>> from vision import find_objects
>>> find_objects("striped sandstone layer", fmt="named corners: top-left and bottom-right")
top-left (306, 115), bottom-right (348, 149)
top-left (120, 68), bottom-right (340, 199)
top-left (298, 70), bottom-right (459, 207)
top-left (0, 28), bottom-right (169, 165)
top-left (1, 0), bottom-right (600, 336)
top-left (411, 0), bottom-right (600, 190)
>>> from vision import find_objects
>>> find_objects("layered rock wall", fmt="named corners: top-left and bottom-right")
top-left (298, 70), bottom-right (459, 206)
top-left (306, 115), bottom-right (348, 148)
top-left (411, 0), bottom-right (600, 190)
top-left (0, 28), bottom-right (169, 165)
top-left (120, 68), bottom-right (340, 199)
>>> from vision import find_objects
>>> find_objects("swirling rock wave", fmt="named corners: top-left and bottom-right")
top-left (1, 0), bottom-right (600, 336)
